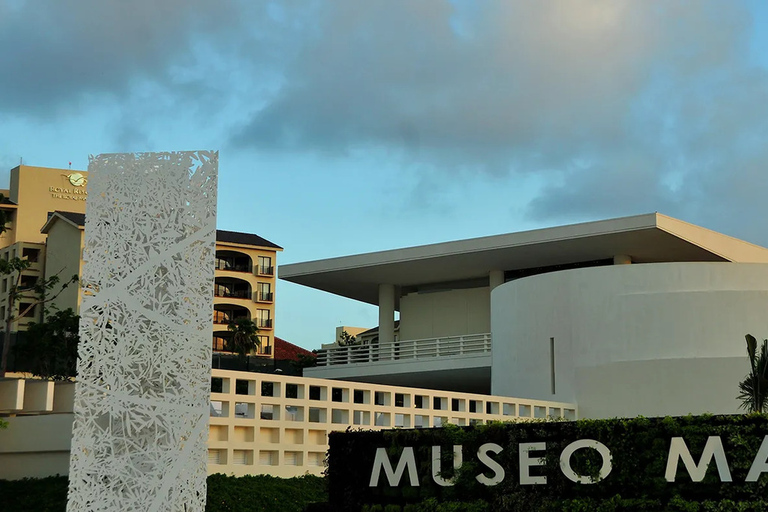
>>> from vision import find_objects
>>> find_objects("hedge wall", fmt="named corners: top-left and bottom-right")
top-left (0, 473), bottom-right (327, 512)
top-left (328, 415), bottom-right (768, 511)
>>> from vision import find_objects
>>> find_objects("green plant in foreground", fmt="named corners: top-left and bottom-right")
top-left (738, 334), bottom-right (768, 413)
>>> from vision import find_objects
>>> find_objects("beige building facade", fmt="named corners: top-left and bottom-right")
top-left (0, 370), bottom-right (577, 480)
top-left (2, 165), bottom-right (282, 358)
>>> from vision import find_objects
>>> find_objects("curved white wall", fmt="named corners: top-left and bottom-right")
top-left (491, 263), bottom-right (768, 419)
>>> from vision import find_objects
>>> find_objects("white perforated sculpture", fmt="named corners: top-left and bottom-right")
top-left (67, 151), bottom-right (217, 512)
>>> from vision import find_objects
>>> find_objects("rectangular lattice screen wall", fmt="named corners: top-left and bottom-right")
top-left (67, 152), bottom-right (218, 512)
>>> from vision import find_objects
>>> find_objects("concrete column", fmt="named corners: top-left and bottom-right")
top-left (489, 270), bottom-right (505, 291)
top-left (378, 284), bottom-right (396, 346)
top-left (613, 255), bottom-right (632, 265)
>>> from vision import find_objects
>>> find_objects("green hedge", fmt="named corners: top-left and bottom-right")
top-left (0, 473), bottom-right (327, 512)
top-left (328, 415), bottom-right (768, 511)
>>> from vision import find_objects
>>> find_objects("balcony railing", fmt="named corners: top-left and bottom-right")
top-left (256, 292), bottom-right (274, 302)
top-left (257, 319), bottom-right (273, 329)
top-left (214, 289), bottom-right (251, 299)
top-left (258, 266), bottom-right (274, 276)
top-left (315, 333), bottom-right (491, 366)
top-left (215, 260), bottom-right (252, 273)
top-left (212, 312), bottom-right (250, 324)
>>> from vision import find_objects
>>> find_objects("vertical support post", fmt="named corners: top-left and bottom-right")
top-left (489, 270), bottom-right (505, 291)
top-left (550, 337), bottom-right (556, 395)
top-left (378, 283), bottom-right (395, 359)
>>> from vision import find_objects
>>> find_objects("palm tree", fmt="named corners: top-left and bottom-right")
top-left (738, 334), bottom-right (768, 413)
top-left (227, 318), bottom-right (260, 361)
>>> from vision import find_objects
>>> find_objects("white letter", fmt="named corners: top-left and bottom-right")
top-left (665, 436), bottom-right (732, 482)
top-left (519, 442), bottom-right (547, 485)
top-left (560, 439), bottom-right (612, 484)
top-left (476, 443), bottom-right (505, 486)
top-left (747, 435), bottom-right (768, 482)
top-left (432, 445), bottom-right (463, 486)
top-left (369, 447), bottom-right (420, 487)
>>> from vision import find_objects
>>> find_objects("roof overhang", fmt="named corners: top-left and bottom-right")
top-left (279, 213), bottom-right (768, 306)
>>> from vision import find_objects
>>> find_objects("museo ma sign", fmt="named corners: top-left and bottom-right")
top-left (327, 415), bottom-right (768, 510)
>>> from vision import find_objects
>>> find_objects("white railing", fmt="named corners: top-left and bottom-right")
top-left (316, 333), bottom-right (491, 366)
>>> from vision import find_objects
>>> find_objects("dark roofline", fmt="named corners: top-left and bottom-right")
top-left (44, 210), bottom-right (86, 228)
top-left (39, 213), bottom-right (282, 250)
top-left (216, 229), bottom-right (282, 250)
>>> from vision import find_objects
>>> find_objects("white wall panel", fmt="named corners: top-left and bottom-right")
top-left (67, 152), bottom-right (217, 512)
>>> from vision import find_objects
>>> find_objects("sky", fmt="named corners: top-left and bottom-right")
top-left (2, 0), bottom-right (768, 350)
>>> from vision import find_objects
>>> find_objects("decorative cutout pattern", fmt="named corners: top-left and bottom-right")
top-left (67, 152), bottom-right (218, 512)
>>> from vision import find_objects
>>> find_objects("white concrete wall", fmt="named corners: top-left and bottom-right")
top-left (491, 262), bottom-right (768, 418)
top-left (399, 287), bottom-right (490, 341)
top-left (0, 414), bottom-right (73, 479)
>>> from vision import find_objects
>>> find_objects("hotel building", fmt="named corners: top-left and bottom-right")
top-left (1, 165), bottom-right (282, 359)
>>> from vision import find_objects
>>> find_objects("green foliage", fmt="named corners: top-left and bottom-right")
top-left (329, 415), bottom-right (768, 511)
top-left (227, 318), bottom-right (260, 360)
top-left (13, 309), bottom-right (80, 380)
top-left (292, 352), bottom-right (318, 372)
top-left (0, 255), bottom-right (79, 377)
top-left (0, 418), bottom-right (7, 429)
top-left (338, 330), bottom-right (359, 347)
top-left (738, 335), bottom-right (768, 413)
top-left (206, 473), bottom-right (327, 511)
top-left (0, 473), bottom-right (327, 512)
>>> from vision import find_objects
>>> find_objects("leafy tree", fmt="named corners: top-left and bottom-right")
top-left (292, 351), bottom-right (318, 373)
top-left (338, 330), bottom-right (359, 347)
top-left (738, 334), bottom-right (768, 412)
top-left (0, 257), bottom-right (78, 378)
top-left (227, 317), bottom-right (260, 360)
top-left (13, 308), bottom-right (80, 380)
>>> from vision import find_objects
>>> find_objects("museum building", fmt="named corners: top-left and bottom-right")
top-left (281, 213), bottom-right (768, 419)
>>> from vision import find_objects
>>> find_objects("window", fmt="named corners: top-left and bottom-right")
top-left (354, 390), bottom-right (365, 404)
top-left (212, 335), bottom-right (229, 352)
top-left (256, 309), bottom-right (272, 328)
top-left (395, 393), bottom-right (405, 407)
top-left (18, 303), bottom-right (35, 318)
top-left (211, 377), bottom-right (223, 393)
top-left (258, 256), bottom-right (273, 275)
top-left (261, 382), bottom-right (274, 397)
top-left (285, 383), bottom-right (298, 399)
top-left (22, 247), bottom-right (39, 263)
top-left (235, 379), bottom-right (250, 395)
top-left (309, 386), bottom-right (322, 400)
top-left (1, 279), bottom-right (6, 293)
top-left (258, 335), bottom-right (270, 354)
top-left (20, 275), bottom-right (38, 289)
top-left (332, 388), bottom-right (344, 402)
top-left (258, 282), bottom-right (273, 302)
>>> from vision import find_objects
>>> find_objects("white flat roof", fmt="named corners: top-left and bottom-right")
top-left (280, 213), bottom-right (768, 306)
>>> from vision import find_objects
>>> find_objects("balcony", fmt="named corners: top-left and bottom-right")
top-left (315, 333), bottom-right (491, 366)
top-left (257, 266), bottom-right (274, 276)
top-left (215, 289), bottom-right (251, 299)
top-left (256, 292), bottom-right (274, 303)
top-left (214, 277), bottom-right (252, 300)
top-left (257, 318), bottom-right (273, 329)
top-left (212, 308), bottom-right (250, 326)
top-left (215, 251), bottom-right (252, 274)
top-left (215, 260), bottom-right (252, 273)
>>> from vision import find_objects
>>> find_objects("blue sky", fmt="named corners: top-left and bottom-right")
top-left (2, 1), bottom-right (768, 350)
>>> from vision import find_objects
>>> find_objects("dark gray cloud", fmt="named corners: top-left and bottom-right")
top-left (232, 0), bottom-right (768, 241)
top-left (0, 0), bottom-right (260, 114)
